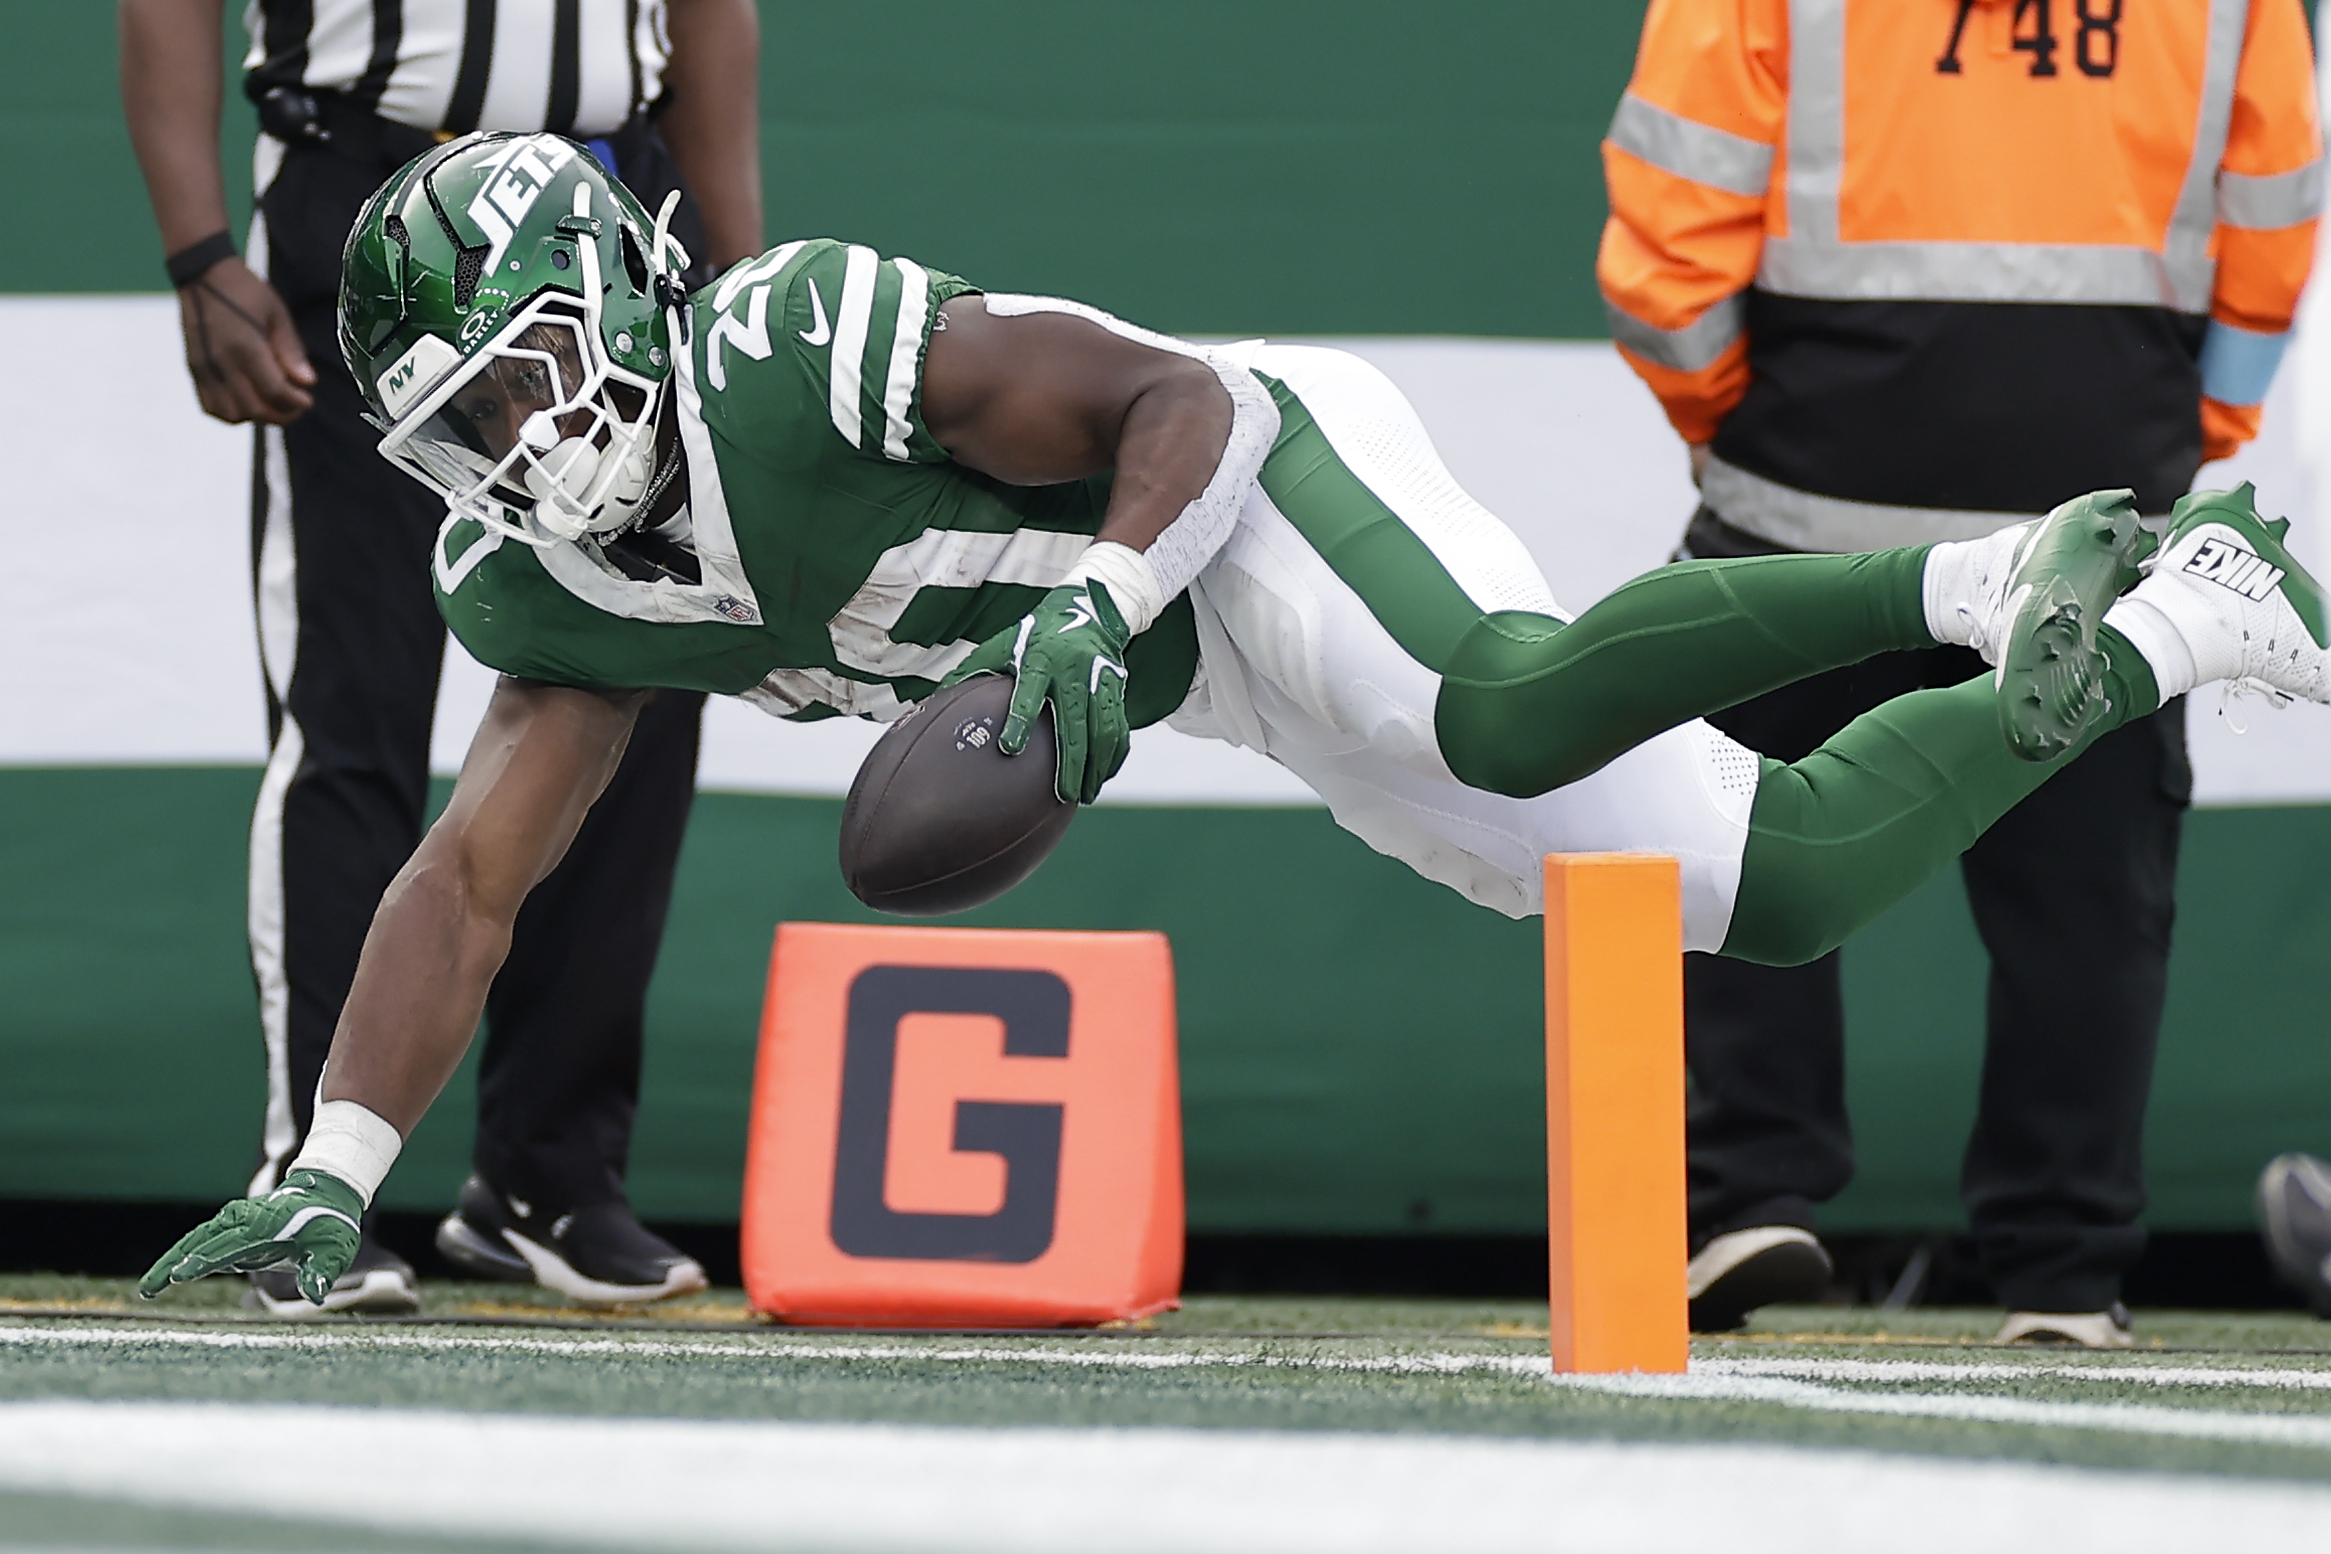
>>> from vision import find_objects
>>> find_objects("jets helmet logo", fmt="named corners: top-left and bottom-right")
top-left (465, 137), bottom-right (578, 279)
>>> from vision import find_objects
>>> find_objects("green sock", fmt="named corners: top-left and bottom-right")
top-left (1437, 546), bottom-right (1936, 795)
top-left (1722, 625), bottom-right (2161, 965)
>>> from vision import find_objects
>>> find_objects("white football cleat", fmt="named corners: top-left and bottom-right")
top-left (1924, 515), bottom-right (2041, 665)
top-left (1926, 489), bottom-right (2150, 679)
top-left (2113, 484), bottom-right (2331, 710)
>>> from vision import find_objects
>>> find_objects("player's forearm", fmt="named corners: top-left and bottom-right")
top-left (118, 0), bottom-right (235, 254)
top-left (315, 682), bottom-right (645, 1136)
top-left (1077, 354), bottom-right (1278, 627)
top-left (318, 857), bottom-right (514, 1136)
top-left (1094, 367), bottom-right (1236, 556)
top-left (661, 0), bottom-right (764, 269)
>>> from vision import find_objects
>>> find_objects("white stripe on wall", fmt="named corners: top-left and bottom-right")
top-left (5, 297), bottom-right (2328, 807)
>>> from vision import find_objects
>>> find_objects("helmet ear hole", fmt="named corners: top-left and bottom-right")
top-left (619, 224), bottom-right (651, 294)
top-left (453, 246), bottom-right (486, 311)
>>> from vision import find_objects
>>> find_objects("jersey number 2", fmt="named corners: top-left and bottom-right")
top-left (1937, 0), bottom-right (2120, 79)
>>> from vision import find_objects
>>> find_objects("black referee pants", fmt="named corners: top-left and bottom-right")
top-left (247, 127), bottom-right (709, 1217)
top-left (1681, 508), bottom-right (2189, 1313)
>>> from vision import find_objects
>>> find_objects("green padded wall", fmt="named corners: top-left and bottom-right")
top-left (5, 2), bottom-right (1638, 336)
top-left (5, 768), bottom-right (2329, 1231)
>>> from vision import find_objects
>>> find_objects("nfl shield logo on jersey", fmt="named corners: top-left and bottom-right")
top-left (713, 594), bottom-right (755, 622)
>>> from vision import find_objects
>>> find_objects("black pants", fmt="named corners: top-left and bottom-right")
top-left (1681, 508), bottom-right (2189, 1312)
top-left (247, 127), bottom-right (709, 1215)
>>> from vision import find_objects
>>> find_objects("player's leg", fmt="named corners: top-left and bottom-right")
top-left (1179, 343), bottom-right (1759, 945)
top-left (1726, 482), bottom-right (2331, 964)
top-left (1431, 492), bottom-right (2144, 799)
top-left (1678, 641), bottom-right (1942, 1330)
top-left (1717, 642), bottom-right (2160, 964)
top-left (1191, 343), bottom-right (2083, 951)
top-left (1957, 705), bottom-right (2182, 1325)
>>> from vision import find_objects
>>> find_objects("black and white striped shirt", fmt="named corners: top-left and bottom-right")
top-left (242, 1), bottom-right (670, 137)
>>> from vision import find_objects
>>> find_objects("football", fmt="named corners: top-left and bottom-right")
top-left (838, 675), bottom-right (1077, 915)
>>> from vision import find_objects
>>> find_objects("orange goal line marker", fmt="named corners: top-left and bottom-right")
top-left (1543, 853), bottom-right (1689, 1374)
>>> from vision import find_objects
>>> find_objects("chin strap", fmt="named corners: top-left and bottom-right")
top-left (649, 189), bottom-right (692, 315)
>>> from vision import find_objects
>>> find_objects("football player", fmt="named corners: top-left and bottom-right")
top-left (143, 134), bottom-right (2331, 1302)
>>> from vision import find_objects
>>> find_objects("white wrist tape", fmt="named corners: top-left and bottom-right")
top-left (985, 293), bottom-right (1280, 605)
top-left (288, 1099), bottom-right (403, 1207)
top-left (1062, 541), bottom-right (1167, 635)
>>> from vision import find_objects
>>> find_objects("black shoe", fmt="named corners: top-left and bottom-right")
top-left (1687, 1226), bottom-right (1832, 1333)
top-left (2259, 1152), bottom-right (2331, 1318)
top-left (244, 1235), bottom-right (420, 1318)
top-left (435, 1175), bottom-right (708, 1307)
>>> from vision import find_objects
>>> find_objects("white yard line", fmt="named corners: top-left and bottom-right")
top-left (1556, 1370), bottom-right (2331, 1450)
top-left (2, 1399), bottom-right (2330, 1554)
top-left (0, 1321), bottom-right (1527, 1374)
top-left (8, 1321), bottom-right (2331, 1391)
top-left (1703, 1355), bottom-right (2331, 1391)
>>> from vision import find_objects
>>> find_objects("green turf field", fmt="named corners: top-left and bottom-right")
top-left (6, 1277), bottom-right (2331, 1550)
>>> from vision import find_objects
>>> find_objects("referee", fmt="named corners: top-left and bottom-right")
top-left (119, 0), bottom-right (762, 1313)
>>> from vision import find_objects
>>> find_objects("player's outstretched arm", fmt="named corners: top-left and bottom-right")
top-left (923, 296), bottom-right (1275, 801)
top-left (140, 679), bottom-right (645, 1300)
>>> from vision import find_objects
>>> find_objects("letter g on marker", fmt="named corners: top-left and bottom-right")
top-left (827, 965), bottom-right (1070, 1263)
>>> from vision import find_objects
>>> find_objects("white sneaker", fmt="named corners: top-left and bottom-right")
top-left (2113, 484), bottom-right (2331, 708)
top-left (1995, 1304), bottom-right (2134, 1348)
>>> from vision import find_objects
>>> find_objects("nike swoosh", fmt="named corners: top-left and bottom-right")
top-left (799, 278), bottom-right (833, 347)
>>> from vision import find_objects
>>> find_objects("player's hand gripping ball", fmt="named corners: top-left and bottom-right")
top-left (840, 675), bottom-right (1077, 915)
top-left (951, 579), bottom-right (1134, 805)
top-left (137, 1168), bottom-right (364, 1303)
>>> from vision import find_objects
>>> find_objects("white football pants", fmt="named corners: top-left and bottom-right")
top-left (1168, 343), bottom-right (1759, 951)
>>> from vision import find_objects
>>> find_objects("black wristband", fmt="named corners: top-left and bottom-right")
top-left (165, 231), bottom-right (238, 289)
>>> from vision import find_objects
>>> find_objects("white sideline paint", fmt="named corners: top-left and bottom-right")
top-left (9, 295), bottom-right (2331, 804)
top-left (1, 1400), bottom-right (2329, 1554)
top-left (12, 1324), bottom-right (2331, 1451)
top-left (1712, 1355), bottom-right (2331, 1391)
top-left (1554, 1371), bottom-right (2331, 1451)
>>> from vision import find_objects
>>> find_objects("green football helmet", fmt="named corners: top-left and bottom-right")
top-left (339, 132), bottom-right (692, 543)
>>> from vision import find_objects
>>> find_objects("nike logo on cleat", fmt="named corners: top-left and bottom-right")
top-left (2183, 536), bottom-right (2285, 601)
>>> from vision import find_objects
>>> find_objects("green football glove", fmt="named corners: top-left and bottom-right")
top-left (948, 580), bottom-right (1133, 805)
top-left (137, 1168), bottom-right (364, 1304)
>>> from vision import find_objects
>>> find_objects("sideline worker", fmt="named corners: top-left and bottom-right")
top-left (1601, 0), bottom-right (2321, 1343)
top-left (118, 0), bottom-right (763, 1313)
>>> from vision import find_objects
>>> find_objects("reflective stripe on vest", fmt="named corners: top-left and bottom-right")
top-left (1762, 0), bottom-right (2251, 317)
top-left (1605, 293), bottom-right (1746, 372)
top-left (1608, 92), bottom-right (1776, 199)
top-left (2220, 159), bottom-right (2328, 230)
top-left (1703, 455), bottom-right (2034, 552)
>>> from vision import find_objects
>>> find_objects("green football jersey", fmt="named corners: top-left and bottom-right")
top-left (430, 238), bottom-right (1190, 723)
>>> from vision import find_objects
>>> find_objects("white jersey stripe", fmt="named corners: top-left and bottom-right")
top-left (827, 244), bottom-right (880, 449)
top-left (880, 257), bottom-right (932, 461)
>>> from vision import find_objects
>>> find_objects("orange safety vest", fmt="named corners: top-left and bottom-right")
top-left (1600, 0), bottom-right (2322, 550)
